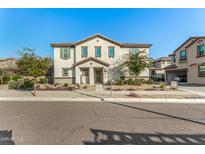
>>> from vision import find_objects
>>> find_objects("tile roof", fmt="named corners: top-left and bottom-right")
top-left (50, 34), bottom-right (152, 48)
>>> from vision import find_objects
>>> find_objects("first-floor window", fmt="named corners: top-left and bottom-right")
top-left (199, 64), bottom-right (205, 77)
top-left (62, 68), bottom-right (69, 76)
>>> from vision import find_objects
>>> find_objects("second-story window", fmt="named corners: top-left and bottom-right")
top-left (129, 48), bottom-right (138, 55)
top-left (108, 47), bottom-right (115, 58)
top-left (197, 44), bottom-right (205, 57)
top-left (81, 46), bottom-right (88, 58)
top-left (95, 46), bottom-right (101, 58)
top-left (60, 48), bottom-right (70, 60)
top-left (180, 50), bottom-right (187, 61)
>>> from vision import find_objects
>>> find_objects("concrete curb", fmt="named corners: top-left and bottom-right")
top-left (0, 97), bottom-right (101, 102)
top-left (102, 98), bottom-right (205, 104)
top-left (1, 97), bottom-right (205, 104)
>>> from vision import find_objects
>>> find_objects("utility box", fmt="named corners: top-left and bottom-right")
top-left (171, 81), bottom-right (178, 89)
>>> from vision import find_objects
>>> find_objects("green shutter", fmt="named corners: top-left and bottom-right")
top-left (60, 48), bottom-right (63, 59)
top-left (109, 47), bottom-right (115, 57)
top-left (67, 48), bottom-right (71, 58)
top-left (81, 47), bottom-right (87, 57)
top-left (200, 45), bottom-right (204, 52)
top-left (96, 47), bottom-right (101, 57)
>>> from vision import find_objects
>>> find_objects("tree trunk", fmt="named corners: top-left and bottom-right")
top-left (34, 77), bottom-right (37, 96)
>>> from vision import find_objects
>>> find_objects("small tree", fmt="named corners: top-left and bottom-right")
top-left (16, 48), bottom-right (51, 96)
top-left (123, 51), bottom-right (150, 78)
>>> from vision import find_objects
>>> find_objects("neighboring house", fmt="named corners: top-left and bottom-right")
top-left (51, 34), bottom-right (152, 84)
top-left (0, 58), bottom-right (17, 75)
top-left (165, 36), bottom-right (205, 84)
top-left (149, 57), bottom-right (171, 81)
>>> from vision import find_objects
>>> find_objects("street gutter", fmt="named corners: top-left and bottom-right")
top-left (1, 97), bottom-right (205, 104)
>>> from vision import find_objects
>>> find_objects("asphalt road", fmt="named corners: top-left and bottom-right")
top-left (0, 101), bottom-right (205, 145)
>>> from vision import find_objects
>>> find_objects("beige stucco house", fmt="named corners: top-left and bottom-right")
top-left (165, 36), bottom-right (205, 84)
top-left (51, 34), bottom-right (151, 85)
top-left (150, 57), bottom-right (171, 81)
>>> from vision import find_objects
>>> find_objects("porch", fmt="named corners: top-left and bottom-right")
top-left (74, 57), bottom-right (110, 85)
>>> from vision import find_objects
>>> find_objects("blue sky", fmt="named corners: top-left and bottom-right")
top-left (0, 8), bottom-right (205, 59)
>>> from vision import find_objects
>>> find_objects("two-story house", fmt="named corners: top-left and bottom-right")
top-left (150, 57), bottom-right (171, 81)
top-left (51, 34), bottom-right (151, 85)
top-left (165, 36), bottom-right (205, 84)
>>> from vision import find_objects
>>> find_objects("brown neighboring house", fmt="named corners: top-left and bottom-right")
top-left (0, 58), bottom-right (17, 75)
top-left (165, 36), bottom-right (205, 84)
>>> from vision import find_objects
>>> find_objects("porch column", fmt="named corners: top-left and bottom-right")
top-left (89, 67), bottom-right (94, 84)
top-left (164, 71), bottom-right (167, 82)
top-left (103, 67), bottom-right (108, 84)
top-left (75, 67), bottom-right (81, 84)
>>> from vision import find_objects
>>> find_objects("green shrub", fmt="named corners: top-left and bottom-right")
top-left (146, 79), bottom-right (154, 84)
top-left (12, 75), bottom-right (22, 81)
top-left (126, 79), bottom-right (135, 85)
top-left (0, 76), bottom-right (3, 85)
top-left (19, 79), bottom-right (34, 89)
top-left (117, 79), bottom-right (125, 86)
top-left (38, 78), bottom-right (48, 84)
top-left (82, 85), bottom-right (87, 89)
top-left (134, 79), bottom-right (146, 86)
top-left (8, 81), bottom-right (18, 89)
top-left (134, 79), bottom-right (141, 86)
top-left (17, 78), bottom-right (24, 87)
top-left (54, 83), bottom-right (60, 87)
top-left (63, 83), bottom-right (68, 87)
top-left (2, 75), bottom-right (11, 84)
top-left (160, 82), bottom-right (166, 89)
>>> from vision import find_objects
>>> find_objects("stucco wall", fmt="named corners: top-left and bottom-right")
top-left (168, 38), bottom-right (205, 84)
top-left (54, 47), bottom-right (75, 78)
top-left (187, 39), bottom-right (205, 84)
top-left (53, 36), bottom-right (150, 84)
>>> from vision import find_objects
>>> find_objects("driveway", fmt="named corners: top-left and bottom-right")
top-left (0, 101), bottom-right (205, 145)
top-left (179, 85), bottom-right (205, 97)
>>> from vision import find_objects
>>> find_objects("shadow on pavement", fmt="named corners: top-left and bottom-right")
top-left (0, 130), bottom-right (15, 145)
top-left (106, 101), bottom-right (205, 126)
top-left (84, 129), bottom-right (205, 145)
top-left (73, 90), bottom-right (102, 99)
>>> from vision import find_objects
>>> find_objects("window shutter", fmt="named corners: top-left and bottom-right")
top-left (60, 48), bottom-right (63, 59)
top-left (201, 45), bottom-right (204, 51)
top-left (68, 48), bottom-right (71, 58)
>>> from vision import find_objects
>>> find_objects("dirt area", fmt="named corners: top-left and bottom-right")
top-left (103, 84), bottom-right (175, 91)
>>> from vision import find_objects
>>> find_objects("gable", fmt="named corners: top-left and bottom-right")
top-left (73, 57), bottom-right (110, 67)
top-left (74, 34), bottom-right (122, 46)
top-left (174, 38), bottom-right (196, 54)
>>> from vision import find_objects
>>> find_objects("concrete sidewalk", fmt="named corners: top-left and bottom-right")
top-left (1, 86), bottom-right (205, 104)
top-left (179, 86), bottom-right (205, 97)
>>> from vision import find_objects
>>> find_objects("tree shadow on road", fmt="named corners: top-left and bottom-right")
top-left (83, 129), bottom-right (205, 145)
top-left (0, 130), bottom-right (15, 145)
top-left (106, 101), bottom-right (205, 126)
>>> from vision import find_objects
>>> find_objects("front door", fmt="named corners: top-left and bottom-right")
top-left (94, 69), bottom-right (103, 84)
